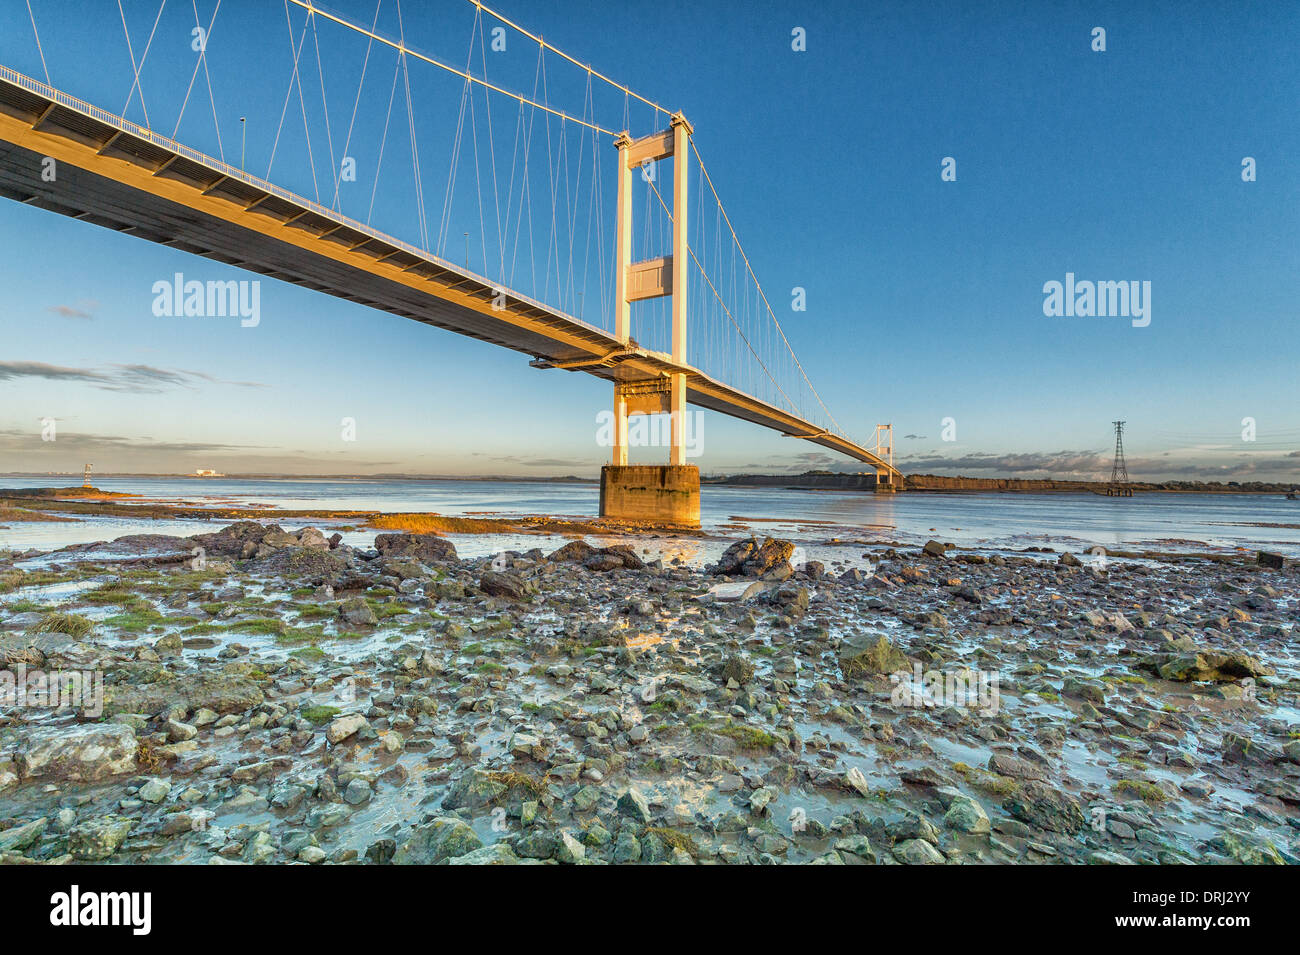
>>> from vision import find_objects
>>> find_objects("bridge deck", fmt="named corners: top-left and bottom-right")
top-left (0, 68), bottom-right (899, 478)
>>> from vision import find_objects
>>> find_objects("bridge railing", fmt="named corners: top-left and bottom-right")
top-left (0, 62), bottom-right (588, 333)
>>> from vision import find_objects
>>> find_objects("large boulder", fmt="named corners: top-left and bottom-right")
top-left (1003, 780), bottom-right (1086, 833)
top-left (546, 540), bottom-right (598, 563)
top-left (543, 540), bottom-right (595, 563)
top-left (1138, 650), bottom-right (1272, 683)
top-left (16, 723), bottom-right (137, 783)
top-left (374, 533), bottom-right (458, 563)
top-left (479, 571), bottom-right (534, 601)
top-left (441, 768), bottom-right (509, 811)
top-left (68, 816), bottom-right (134, 860)
top-left (392, 817), bottom-right (483, 864)
top-left (921, 540), bottom-right (948, 559)
top-left (839, 632), bottom-right (908, 678)
top-left (255, 546), bottom-right (348, 580)
top-left (255, 526), bottom-right (330, 556)
top-left (104, 669), bottom-right (264, 717)
top-left (548, 539), bottom-right (644, 571)
top-left (339, 597), bottom-right (378, 628)
top-left (712, 537), bottom-right (795, 578)
top-left (189, 521), bottom-right (279, 559)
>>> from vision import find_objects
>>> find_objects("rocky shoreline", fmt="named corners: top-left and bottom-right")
top-left (1, 521), bottom-right (1297, 865)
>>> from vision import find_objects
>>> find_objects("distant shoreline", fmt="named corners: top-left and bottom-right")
top-left (1, 470), bottom-right (1295, 495)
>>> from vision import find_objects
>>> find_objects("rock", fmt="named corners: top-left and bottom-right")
top-left (0, 816), bottom-right (48, 852)
top-left (17, 723), bottom-right (137, 782)
top-left (69, 816), bottom-right (134, 860)
top-left (1061, 677), bottom-right (1105, 704)
top-left (1087, 850), bottom-right (1135, 865)
top-left (244, 831), bottom-right (277, 863)
top-left (339, 597), bottom-right (378, 628)
top-left (298, 845), bottom-right (328, 864)
top-left (138, 778), bottom-right (171, 803)
top-left (556, 830), bottom-right (586, 864)
top-left (899, 765), bottom-right (958, 789)
top-left (720, 655), bottom-right (755, 685)
top-left (446, 843), bottom-right (522, 865)
top-left (153, 632), bottom-right (183, 656)
top-left (365, 839), bottom-right (396, 864)
top-left (839, 632), bottom-right (908, 677)
top-left (382, 559), bottom-right (426, 581)
top-left (374, 533), bottom-right (458, 563)
top-left (188, 521), bottom-right (277, 558)
top-left (844, 766), bottom-right (872, 797)
top-left (712, 536), bottom-right (795, 578)
top-left (943, 794), bottom-right (991, 834)
top-left (166, 718), bottom-right (197, 742)
top-left (613, 830), bottom-right (642, 863)
top-left (1256, 551), bottom-right (1284, 569)
top-left (583, 553), bottom-right (624, 572)
top-left (988, 752), bottom-right (1045, 781)
top-left (616, 787), bottom-right (652, 824)
top-left (326, 713), bottom-right (369, 744)
top-left (104, 670), bottom-right (264, 717)
top-left (770, 583), bottom-right (810, 614)
top-left (922, 540), bottom-right (947, 559)
top-left (513, 830), bottom-right (557, 859)
top-left (392, 817), bottom-right (483, 864)
top-left (1003, 780), bottom-right (1086, 833)
top-left (547, 540), bottom-right (598, 563)
top-left (479, 571), bottom-right (533, 601)
top-left (1214, 829), bottom-right (1285, 865)
top-left (442, 769), bottom-right (508, 811)
top-left (894, 838), bottom-right (946, 864)
top-left (1058, 552), bottom-right (1082, 567)
top-left (833, 834), bottom-right (876, 862)
top-left (1144, 650), bottom-right (1272, 683)
top-left (256, 545), bottom-right (347, 578)
top-left (598, 544), bottom-right (645, 570)
top-left (343, 778), bottom-right (372, 805)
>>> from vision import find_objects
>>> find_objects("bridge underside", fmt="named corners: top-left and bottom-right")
top-left (0, 72), bottom-right (901, 490)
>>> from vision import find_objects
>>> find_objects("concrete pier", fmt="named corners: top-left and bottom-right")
top-left (600, 465), bottom-right (700, 527)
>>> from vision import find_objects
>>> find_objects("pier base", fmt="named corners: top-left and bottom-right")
top-left (600, 465), bottom-right (700, 527)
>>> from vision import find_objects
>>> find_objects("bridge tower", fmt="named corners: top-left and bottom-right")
top-left (599, 112), bottom-right (701, 526)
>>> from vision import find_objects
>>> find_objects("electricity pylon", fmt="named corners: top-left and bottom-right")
top-left (1106, 421), bottom-right (1132, 496)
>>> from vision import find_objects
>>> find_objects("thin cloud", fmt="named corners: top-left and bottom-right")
top-left (47, 301), bottom-right (97, 320)
top-left (0, 428), bottom-right (265, 454)
top-left (0, 361), bottom-right (264, 393)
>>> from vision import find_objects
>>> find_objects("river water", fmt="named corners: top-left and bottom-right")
top-left (3, 476), bottom-right (1298, 560)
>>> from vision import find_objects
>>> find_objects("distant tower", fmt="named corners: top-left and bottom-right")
top-left (1106, 422), bottom-right (1132, 496)
top-left (82, 463), bottom-right (92, 488)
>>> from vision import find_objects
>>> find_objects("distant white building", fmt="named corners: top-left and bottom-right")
top-left (193, 468), bottom-right (224, 477)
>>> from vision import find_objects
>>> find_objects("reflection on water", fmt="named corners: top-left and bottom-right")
top-left (2, 476), bottom-right (1298, 556)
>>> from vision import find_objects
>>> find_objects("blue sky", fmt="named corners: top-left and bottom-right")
top-left (0, 0), bottom-right (1297, 480)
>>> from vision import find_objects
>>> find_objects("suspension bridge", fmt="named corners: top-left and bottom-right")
top-left (0, 0), bottom-right (900, 525)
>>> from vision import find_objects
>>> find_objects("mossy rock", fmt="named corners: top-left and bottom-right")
top-left (840, 633), bottom-right (908, 678)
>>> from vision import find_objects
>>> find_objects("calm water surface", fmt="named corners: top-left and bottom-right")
top-left (2, 476), bottom-right (1298, 558)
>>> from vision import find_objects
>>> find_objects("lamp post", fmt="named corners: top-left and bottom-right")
top-left (239, 117), bottom-right (246, 169)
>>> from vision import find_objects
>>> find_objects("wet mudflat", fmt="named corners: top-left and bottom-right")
top-left (1, 521), bottom-right (1296, 865)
